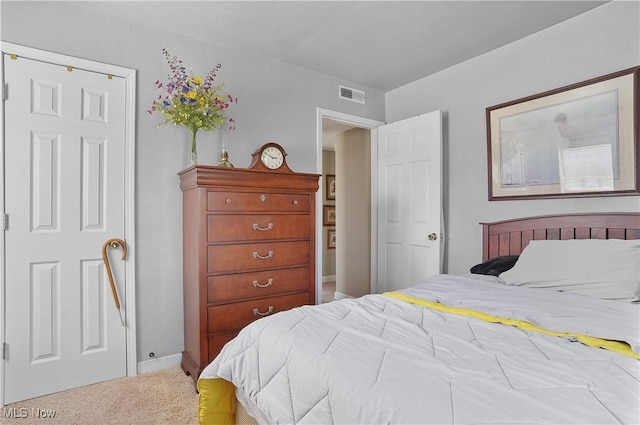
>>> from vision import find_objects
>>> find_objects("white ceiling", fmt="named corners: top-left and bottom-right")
top-left (72, 1), bottom-right (607, 92)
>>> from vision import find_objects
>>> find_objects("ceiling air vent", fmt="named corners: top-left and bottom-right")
top-left (339, 85), bottom-right (365, 104)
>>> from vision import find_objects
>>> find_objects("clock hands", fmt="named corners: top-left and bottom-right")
top-left (253, 144), bottom-right (285, 170)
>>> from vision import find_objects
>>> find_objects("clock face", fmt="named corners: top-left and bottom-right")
top-left (261, 146), bottom-right (284, 169)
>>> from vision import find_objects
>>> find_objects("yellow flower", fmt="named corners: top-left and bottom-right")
top-left (151, 49), bottom-right (236, 133)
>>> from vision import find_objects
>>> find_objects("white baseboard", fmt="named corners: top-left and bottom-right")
top-left (322, 275), bottom-right (336, 283)
top-left (137, 353), bottom-right (182, 374)
top-left (334, 291), bottom-right (353, 300)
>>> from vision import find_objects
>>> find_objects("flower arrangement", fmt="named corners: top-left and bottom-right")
top-left (148, 49), bottom-right (237, 164)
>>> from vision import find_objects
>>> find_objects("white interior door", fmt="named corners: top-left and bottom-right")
top-left (377, 111), bottom-right (443, 292)
top-left (3, 54), bottom-right (128, 403)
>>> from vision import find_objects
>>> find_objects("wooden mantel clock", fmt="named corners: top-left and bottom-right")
top-left (248, 142), bottom-right (294, 173)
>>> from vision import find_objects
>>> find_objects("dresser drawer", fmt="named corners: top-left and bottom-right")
top-left (207, 292), bottom-right (310, 333)
top-left (207, 332), bottom-right (238, 364)
top-left (208, 191), bottom-right (310, 212)
top-left (208, 267), bottom-right (309, 304)
top-left (208, 214), bottom-right (309, 242)
top-left (208, 241), bottom-right (309, 273)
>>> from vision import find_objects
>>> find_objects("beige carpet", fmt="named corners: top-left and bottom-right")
top-left (1, 367), bottom-right (198, 425)
top-left (322, 281), bottom-right (336, 303)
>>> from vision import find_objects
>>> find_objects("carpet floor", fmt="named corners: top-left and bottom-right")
top-left (2, 367), bottom-right (198, 425)
top-left (322, 281), bottom-right (336, 303)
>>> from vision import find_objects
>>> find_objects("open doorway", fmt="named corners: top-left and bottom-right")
top-left (320, 120), bottom-right (351, 302)
top-left (316, 109), bottom-right (384, 304)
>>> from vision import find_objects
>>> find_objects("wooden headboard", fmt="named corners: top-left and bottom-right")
top-left (481, 213), bottom-right (640, 261)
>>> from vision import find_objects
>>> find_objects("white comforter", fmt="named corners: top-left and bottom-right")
top-left (200, 274), bottom-right (640, 424)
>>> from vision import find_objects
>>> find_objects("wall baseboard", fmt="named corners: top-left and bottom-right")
top-left (334, 291), bottom-right (353, 300)
top-left (137, 353), bottom-right (182, 374)
top-left (322, 275), bottom-right (336, 283)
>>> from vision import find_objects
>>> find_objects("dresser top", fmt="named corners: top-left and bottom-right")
top-left (178, 165), bottom-right (320, 192)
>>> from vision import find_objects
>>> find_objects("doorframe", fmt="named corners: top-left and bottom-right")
top-left (0, 42), bottom-right (138, 405)
top-left (316, 108), bottom-right (385, 302)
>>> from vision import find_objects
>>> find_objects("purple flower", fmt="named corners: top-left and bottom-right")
top-left (151, 49), bottom-right (237, 131)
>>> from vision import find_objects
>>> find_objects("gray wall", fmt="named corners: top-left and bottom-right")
top-left (321, 149), bottom-right (336, 278)
top-left (386, 1), bottom-right (640, 275)
top-left (1, 1), bottom-right (384, 362)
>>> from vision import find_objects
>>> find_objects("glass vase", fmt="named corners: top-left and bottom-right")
top-left (188, 129), bottom-right (198, 166)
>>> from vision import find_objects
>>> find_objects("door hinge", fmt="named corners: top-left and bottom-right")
top-left (2, 342), bottom-right (7, 360)
top-left (3, 214), bottom-right (8, 230)
top-left (2, 83), bottom-right (7, 101)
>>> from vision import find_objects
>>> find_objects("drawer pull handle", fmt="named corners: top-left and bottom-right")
top-left (253, 278), bottom-right (273, 288)
top-left (253, 306), bottom-right (274, 316)
top-left (253, 250), bottom-right (274, 260)
top-left (252, 223), bottom-right (274, 231)
top-left (225, 198), bottom-right (231, 204)
top-left (292, 200), bottom-right (298, 205)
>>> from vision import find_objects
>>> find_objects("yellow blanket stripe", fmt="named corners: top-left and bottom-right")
top-left (197, 377), bottom-right (236, 425)
top-left (383, 291), bottom-right (640, 360)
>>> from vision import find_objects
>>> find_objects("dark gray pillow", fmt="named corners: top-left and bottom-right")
top-left (470, 255), bottom-right (519, 277)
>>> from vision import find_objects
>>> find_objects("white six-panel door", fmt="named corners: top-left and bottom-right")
top-left (377, 111), bottom-right (443, 292)
top-left (3, 54), bottom-right (128, 403)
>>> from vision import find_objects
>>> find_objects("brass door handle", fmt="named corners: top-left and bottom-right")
top-left (252, 278), bottom-right (274, 288)
top-left (102, 238), bottom-right (127, 326)
top-left (253, 250), bottom-right (274, 260)
top-left (252, 223), bottom-right (274, 231)
top-left (253, 306), bottom-right (274, 316)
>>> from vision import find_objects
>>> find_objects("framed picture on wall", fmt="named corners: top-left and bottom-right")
top-left (327, 229), bottom-right (336, 249)
top-left (486, 66), bottom-right (639, 200)
top-left (323, 205), bottom-right (336, 226)
top-left (326, 174), bottom-right (336, 200)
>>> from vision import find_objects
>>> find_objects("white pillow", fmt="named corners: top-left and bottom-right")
top-left (498, 239), bottom-right (640, 302)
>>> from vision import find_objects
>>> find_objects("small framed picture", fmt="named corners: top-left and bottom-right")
top-left (323, 205), bottom-right (336, 226)
top-left (327, 229), bottom-right (336, 249)
top-left (325, 174), bottom-right (336, 200)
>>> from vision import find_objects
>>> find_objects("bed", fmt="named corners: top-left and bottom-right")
top-left (197, 212), bottom-right (640, 425)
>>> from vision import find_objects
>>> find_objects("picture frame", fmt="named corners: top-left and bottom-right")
top-left (486, 66), bottom-right (639, 200)
top-left (323, 205), bottom-right (336, 226)
top-left (325, 174), bottom-right (336, 200)
top-left (327, 229), bottom-right (336, 249)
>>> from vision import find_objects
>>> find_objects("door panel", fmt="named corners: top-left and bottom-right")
top-left (377, 111), bottom-right (443, 292)
top-left (3, 54), bottom-right (127, 403)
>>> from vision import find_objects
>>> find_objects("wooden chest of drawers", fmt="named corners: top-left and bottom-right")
top-left (178, 165), bottom-right (319, 383)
